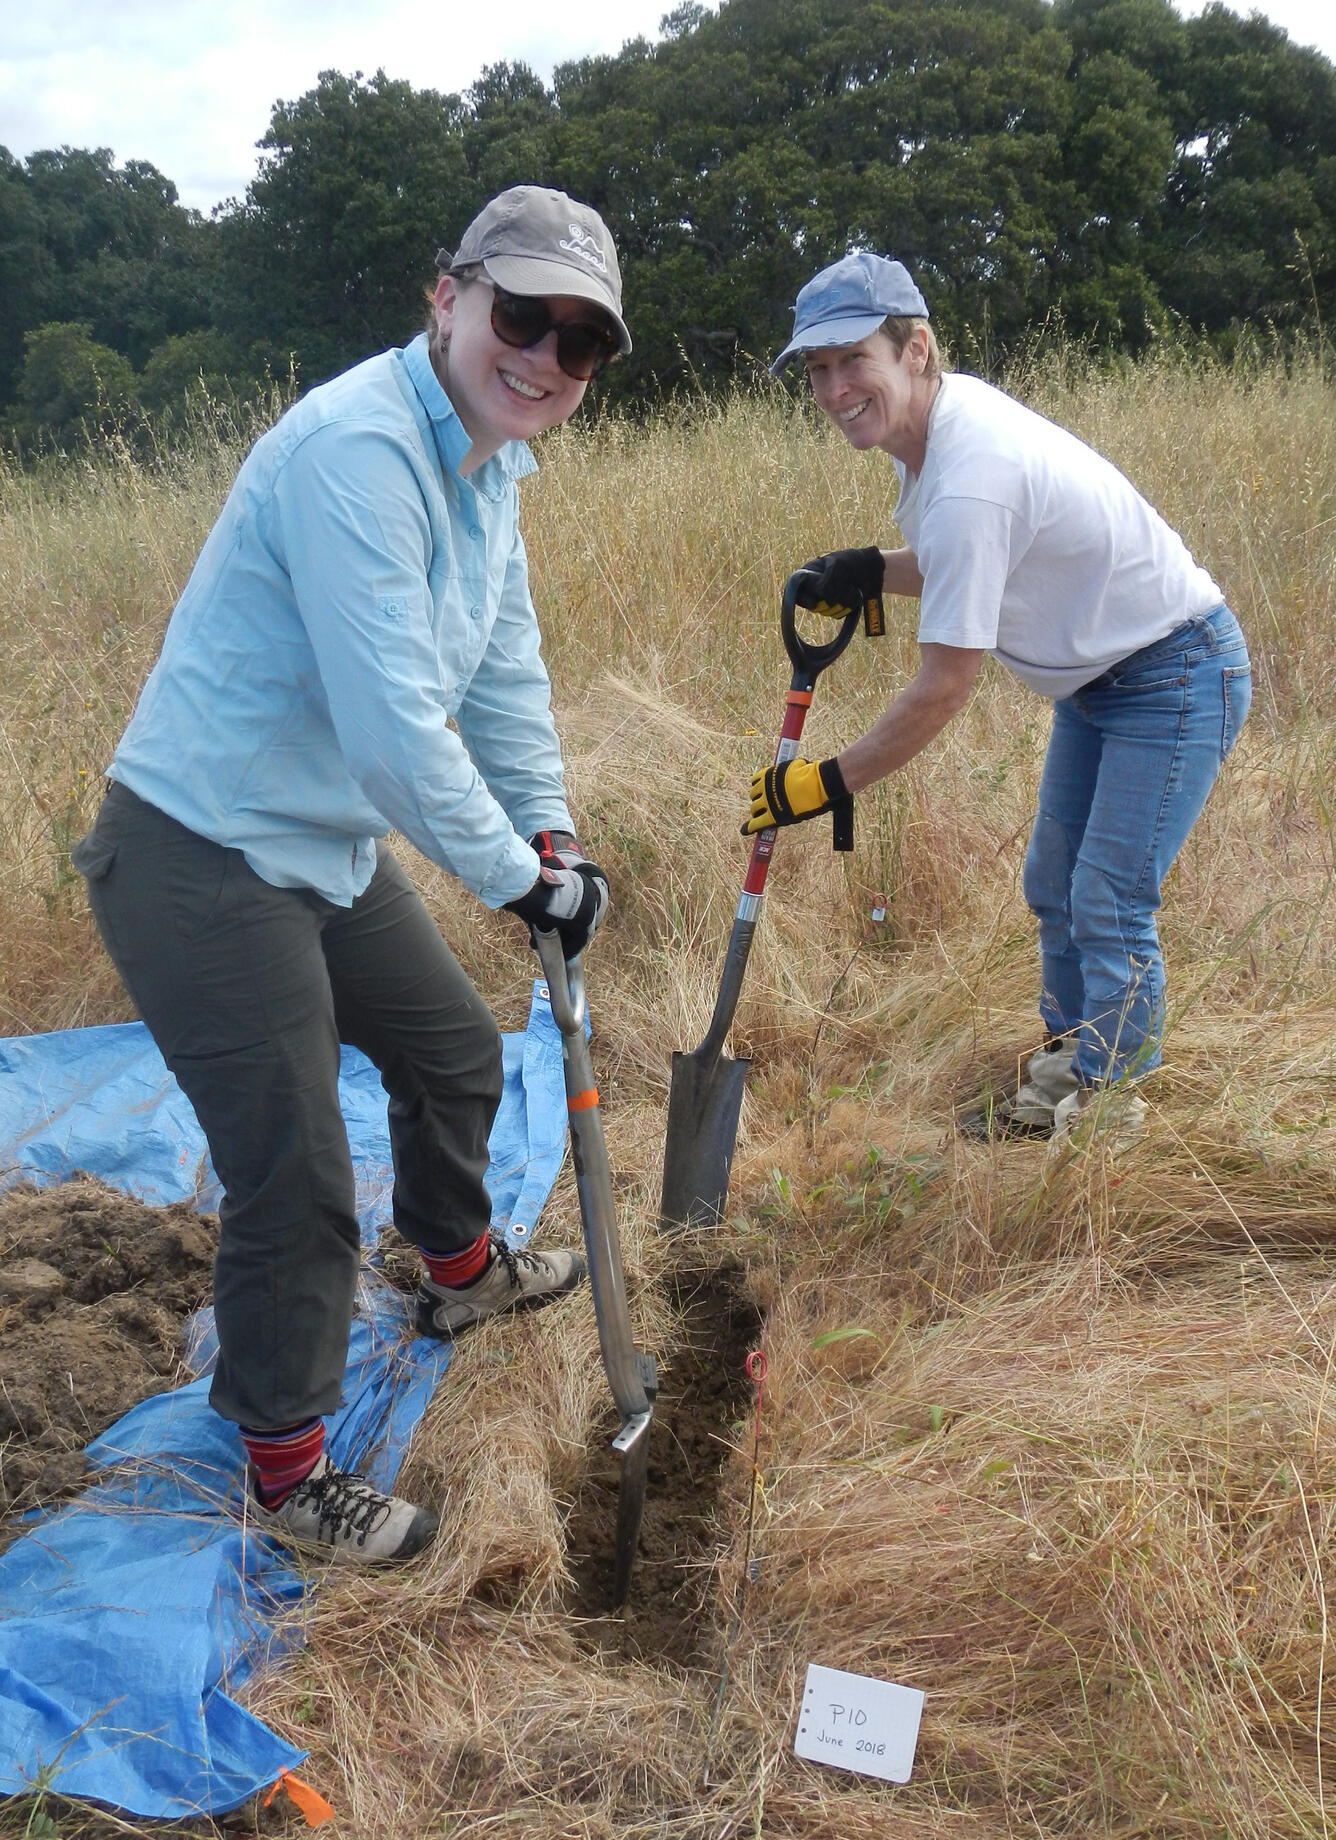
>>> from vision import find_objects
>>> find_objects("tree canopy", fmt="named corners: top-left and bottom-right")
top-left (3, 0), bottom-right (1333, 442)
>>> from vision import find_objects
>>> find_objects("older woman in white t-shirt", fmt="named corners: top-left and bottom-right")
top-left (746, 252), bottom-right (1251, 1143)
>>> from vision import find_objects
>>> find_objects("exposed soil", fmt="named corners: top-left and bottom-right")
top-left (564, 1264), bottom-right (763, 1668)
top-left (0, 1174), bottom-right (218, 1536)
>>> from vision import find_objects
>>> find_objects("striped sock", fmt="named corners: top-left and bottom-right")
top-left (420, 1231), bottom-right (491, 1290)
top-left (242, 1419), bottom-right (326, 1508)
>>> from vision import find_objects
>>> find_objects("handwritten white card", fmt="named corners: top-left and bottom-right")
top-left (793, 1662), bottom-right (924, 1784)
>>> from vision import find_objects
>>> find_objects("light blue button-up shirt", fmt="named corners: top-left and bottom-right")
top-left (109, 334), bottom-right (572, 907)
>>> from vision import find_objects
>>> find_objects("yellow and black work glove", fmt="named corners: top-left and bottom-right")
top-left (794, 547), bottom-right (885, 635)
top-left (742, 755), bottom-right (853, 851)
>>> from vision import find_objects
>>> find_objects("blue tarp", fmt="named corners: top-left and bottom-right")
top-left (0, 984), bottom-right (570, 1819)
top-left (0, 987), bottom-right (570, 1244)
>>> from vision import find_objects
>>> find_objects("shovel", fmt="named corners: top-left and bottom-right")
top-left (659, 572), bottom-right (863, 1231)
top-left (533, 926), bottom-right (657, 1610)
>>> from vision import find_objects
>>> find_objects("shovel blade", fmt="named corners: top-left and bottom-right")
top-left (659, 1048), bottom-right (751, 1231)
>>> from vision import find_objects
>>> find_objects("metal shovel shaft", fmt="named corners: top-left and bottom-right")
top-left (534, 929), bottom-right (654, 1607)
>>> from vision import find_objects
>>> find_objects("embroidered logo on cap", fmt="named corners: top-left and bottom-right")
top-left (558, 223), bottom-right (609, 274)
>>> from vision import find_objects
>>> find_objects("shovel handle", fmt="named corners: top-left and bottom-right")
top-left (694, 575), bottom-right (860, 1065)
top-left (538, 932), bottom-right (587, 1035)
top-left (740, 572), bottom-right (861, 901)
top-left (532, 930), bottom-right (651, 1426)
top-left (780, 569), bottom-right (864, 686)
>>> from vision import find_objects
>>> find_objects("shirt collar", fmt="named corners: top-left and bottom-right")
top-left (402, 334), bottom-right (538, 497)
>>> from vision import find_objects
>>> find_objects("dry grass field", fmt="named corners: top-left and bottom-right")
top-left (2, 342), bottom-right (1335, 1837)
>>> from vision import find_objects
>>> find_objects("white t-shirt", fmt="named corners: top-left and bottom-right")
top-left (892, 373), bottom-right (1223, 699)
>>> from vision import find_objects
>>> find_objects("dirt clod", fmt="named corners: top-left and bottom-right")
top-left (0, 1174), bottom-right (218, 1533)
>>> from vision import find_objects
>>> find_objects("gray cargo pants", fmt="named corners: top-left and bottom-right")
top-left (73, 783), bottom-right (504, 1430)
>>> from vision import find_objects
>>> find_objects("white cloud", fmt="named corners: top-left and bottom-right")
top-left (1, 0), bottom-right (694, 210)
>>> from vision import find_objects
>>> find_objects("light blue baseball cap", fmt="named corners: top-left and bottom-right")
top-left (770, 252), bottom-right (929, 374)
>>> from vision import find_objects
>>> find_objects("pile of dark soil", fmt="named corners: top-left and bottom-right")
top-left (564, 1265), bottom-right (763, 1666)
top-left (0, 1174), bottom-right (217, 1534)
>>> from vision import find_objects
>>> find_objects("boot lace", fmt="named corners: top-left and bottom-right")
top-left (291, 1464), bottom-right (389, 1547)
top-left (490, 1237), bottom-right (542, 1288)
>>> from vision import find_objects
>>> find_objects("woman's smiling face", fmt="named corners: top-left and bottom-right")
top-left (803, 326), bottom-right (932, 462)
top-left (432, 273), bottom-right (590, 460)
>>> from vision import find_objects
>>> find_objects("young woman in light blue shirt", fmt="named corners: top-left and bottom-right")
top-left (74, 187), bottom-right (630, 1563)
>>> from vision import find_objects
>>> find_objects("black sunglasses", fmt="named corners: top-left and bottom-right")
top-left (489, 286), bottom-right (620, 381)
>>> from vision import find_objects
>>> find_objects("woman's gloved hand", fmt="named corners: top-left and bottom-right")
top-left (793, 547), bottom-right (885, 619)
top-left (529, 828), bottom-right (579, 864)
top-left (742, 755), bottom-right (849, 834)
top-left (506, 847), bottom-right (610, 959)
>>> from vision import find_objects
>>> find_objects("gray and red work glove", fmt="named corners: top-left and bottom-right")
top-left (794, 547), bottom-right (885, 628)
top-left (505, 830), bottom-right (610, 959)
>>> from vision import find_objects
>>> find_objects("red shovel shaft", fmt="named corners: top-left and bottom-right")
top-left (740, 684), bottom-right (813, 902)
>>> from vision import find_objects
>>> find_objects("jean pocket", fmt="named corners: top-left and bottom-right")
top-left (1111, 668), bottom-right (1188, 694)
top-left (1107, 645), bottom-right (1188, 692)
top-left (1222, 663), bottom-right (1252, 759)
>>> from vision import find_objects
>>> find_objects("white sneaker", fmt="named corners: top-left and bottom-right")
top-left (1050, 1084), bottom-right (1148, 1153)
top-left (248, 1454), bottom-right (437, 1563)
top-left (415, 1238), bottom-right (587, 1340)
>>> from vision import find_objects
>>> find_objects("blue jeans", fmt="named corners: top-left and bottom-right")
top-left (1021, 604), bottom-right (1251, 1086)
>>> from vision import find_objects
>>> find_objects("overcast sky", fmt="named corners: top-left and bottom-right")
top-left (3, 0), bottom-right (1334, 216)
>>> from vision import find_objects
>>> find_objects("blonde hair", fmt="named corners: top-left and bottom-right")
top-left (880, 315), bottom-right (944, 378)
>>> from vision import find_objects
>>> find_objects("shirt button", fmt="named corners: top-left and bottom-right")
top-left (469, 525), bottom-right (482, 540)
top-left (470, 604), bottom-right (483, 620)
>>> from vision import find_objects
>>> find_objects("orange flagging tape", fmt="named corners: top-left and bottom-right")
top-left (787, 689), bottom-right (813, 706)
top-left (263, 1770), bottom-right (336, 1826)
top-left (567, 1087), bottom-right (600, 1112)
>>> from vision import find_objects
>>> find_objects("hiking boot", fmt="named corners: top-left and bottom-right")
top-left (248, 1454), bottom-right (437, 1562)
top-left (959, 1037), bottom-right (1078, 1140)
top-left (415, 1237), bottom-right (588, 1340)
top-left (1050, 1084), bottom-right (1148, 1154)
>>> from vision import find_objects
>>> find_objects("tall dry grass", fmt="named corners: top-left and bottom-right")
top-left (2, 344), bottom-right (1336, 1836)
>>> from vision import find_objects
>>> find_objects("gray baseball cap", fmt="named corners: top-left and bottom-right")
top-left (770, 253), bottom-right (928, 373)
top-left (438, 186), bottom-right (631, 354)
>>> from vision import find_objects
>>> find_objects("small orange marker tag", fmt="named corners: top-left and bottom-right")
top-left (264, 1769), bottom-right (336, 1826)
top-left (567, 1087), bottom-right (600, 1112)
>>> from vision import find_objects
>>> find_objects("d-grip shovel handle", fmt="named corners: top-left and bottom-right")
top-left (749, 569), bottom-right (861, 892)
top-left (780, 569), bottom-right (863, 688)
top-left (694, 572), bottom-right (861, 1069)
top-left (778, 569), bottom-right (862, 853)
